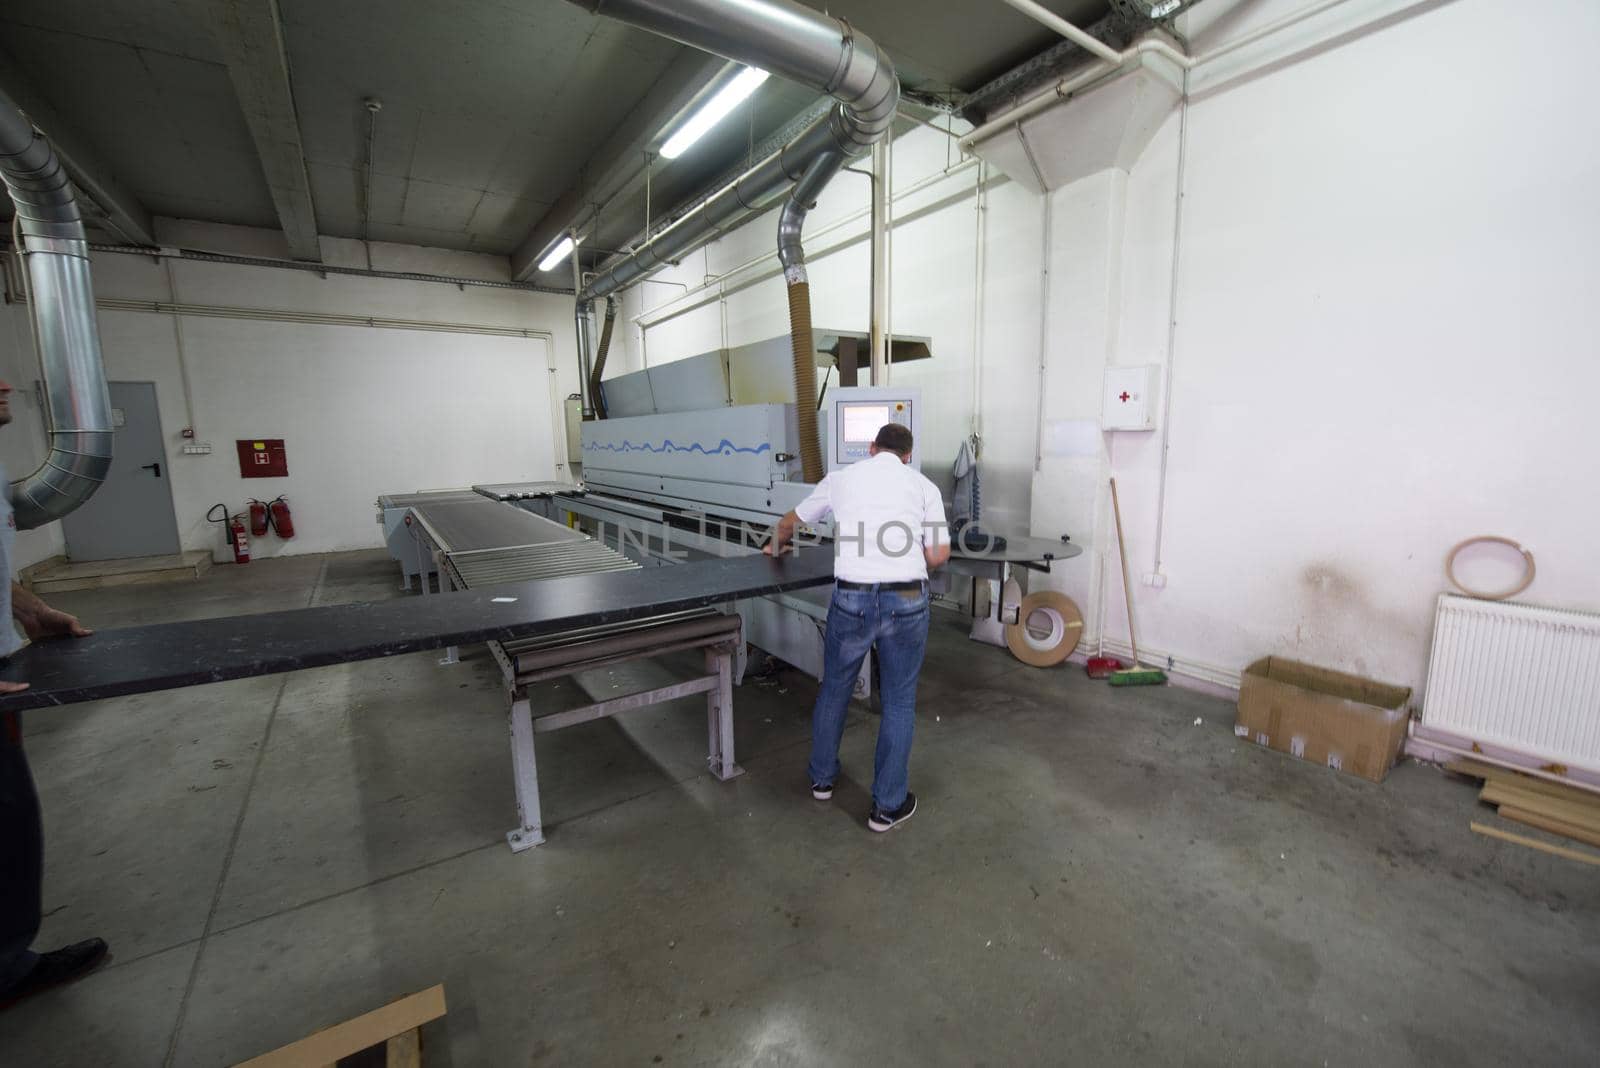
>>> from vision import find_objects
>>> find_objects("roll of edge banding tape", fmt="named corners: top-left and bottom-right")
top-left (1005, 591), bottom-right (1084, 668)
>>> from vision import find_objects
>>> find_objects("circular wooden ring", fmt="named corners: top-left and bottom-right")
top-left (1445, 536), bottom-right (1535, 601)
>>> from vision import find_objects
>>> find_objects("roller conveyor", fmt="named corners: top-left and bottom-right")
top-left (473, 480), bottom-right (584, 501)
top-left (408, 497), bottom-right (582, 554)
top-left (395, 493), bottom-right (750, 852)
top-left (446, 543), bottom-right (639, 587)
top-left (403, 497), bottom-right (640, 598)
top-left (403, 495), bottom-right (707, 638)
top-left (376, 489), bottom-right (482, 509)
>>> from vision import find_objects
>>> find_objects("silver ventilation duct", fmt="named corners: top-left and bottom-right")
top-left (0, 89), bottom-right (113, 529)
top-left (569, 0), bottom-right (899, 303)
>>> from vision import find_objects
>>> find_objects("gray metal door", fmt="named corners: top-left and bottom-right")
top-left (62, 381), bottom-right (182, 561)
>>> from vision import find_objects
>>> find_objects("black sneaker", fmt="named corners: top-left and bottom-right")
top-left (0, 938), bottom-right (109, 1011)
top-left (811, 781), bottom-right (834, 801)
top-left (867, 791), bottom-right (917, 832)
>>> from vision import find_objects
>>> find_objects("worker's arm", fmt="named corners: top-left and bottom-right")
top-left (766, 475), bottom-right (832, 556)
top-left (763, 510), bottom-right (802, 556)
top-left (924, 539), bottom-right (951, 571)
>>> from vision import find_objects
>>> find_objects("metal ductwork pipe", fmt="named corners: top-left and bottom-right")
top-left (0, 89), bottom-right (113, 529)
top-left (572, 0), bottom-right (898, 303)
top-left (779, 150), bottom-right (845, 483)
top-left (567, 0), bottom-right (899, 482)
top-left (589, 297), bottom-right (617, 420)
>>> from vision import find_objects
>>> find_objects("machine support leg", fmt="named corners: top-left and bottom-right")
top-left (437, 567), bottom-right (460, 664)
top-left (705, 644), bottom-right (743, 781)
top-left (506, 694), bottom-right (545, 851)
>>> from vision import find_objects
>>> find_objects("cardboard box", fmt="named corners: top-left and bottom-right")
top-left (1236, 657), bottom-right (1413, 783)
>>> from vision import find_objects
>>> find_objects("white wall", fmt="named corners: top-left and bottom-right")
top-left (1084, 0), bottom-right (1600, 695)
top-left (603, 0), bottom-right (1600, 698)
top-left (0, 228), bottom-right (580, 567)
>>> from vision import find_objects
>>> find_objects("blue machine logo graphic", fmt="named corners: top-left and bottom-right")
top-left (582, 439), bottom-right (771, 456)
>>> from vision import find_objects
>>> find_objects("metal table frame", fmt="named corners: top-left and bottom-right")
top-left (489, 614), bottom-right (744, 852)
top-left (395, 494), bottom-right (750, 852)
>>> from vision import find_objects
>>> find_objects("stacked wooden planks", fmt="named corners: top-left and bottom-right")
top-left (1452, 758), bottom-right (1600, 865)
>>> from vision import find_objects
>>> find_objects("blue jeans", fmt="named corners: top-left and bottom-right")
top-left (807, 583), bottom-right (931, 811)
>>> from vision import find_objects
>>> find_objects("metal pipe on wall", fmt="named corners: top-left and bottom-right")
top-left (869, 140), bottom-right (888, 386)
top-left (999, 0), bottom-right (1125, 64)
top-left (77, 243), bottom-right (566, 293)
top-left (0, 88), bottom-right (114, 529)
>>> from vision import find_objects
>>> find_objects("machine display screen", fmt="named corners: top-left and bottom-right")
top-left (841, 403), bottom-right (891, 444)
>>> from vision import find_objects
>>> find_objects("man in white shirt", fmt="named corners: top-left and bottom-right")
top-left (765, 423), bottom-right (949, 832)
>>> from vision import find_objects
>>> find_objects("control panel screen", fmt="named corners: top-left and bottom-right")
top-left (841, 403), bottom-right (891, 444)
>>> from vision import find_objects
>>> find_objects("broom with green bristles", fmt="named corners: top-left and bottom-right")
top-left (1107, 478), bottom-right (1167, 687)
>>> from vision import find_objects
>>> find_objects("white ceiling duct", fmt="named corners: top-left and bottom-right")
top-left (964, 38), bottom-right (1185, 194)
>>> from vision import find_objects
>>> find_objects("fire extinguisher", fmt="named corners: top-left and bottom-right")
top-left (248, 499), bottom-right (270, 537)
top-left (206, 503), bottom-right (251, 563)
top-left (268, 496), bottom-right (295, 539)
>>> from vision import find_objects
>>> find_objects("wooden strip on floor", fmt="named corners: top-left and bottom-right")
top-left (1447, 757), bottom-right (1600, 800)
top-left (234, 985), bottom-right (446, 1068)
top-left (1498, 805), bottom-right (1600, 849)
top-left (1480, 783), bottom-right (1600, 833)
top-left (1471, 822), bottom-right (1600, 867)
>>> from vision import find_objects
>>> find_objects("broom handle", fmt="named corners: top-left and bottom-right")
top-left (1109, 478), bottom-right (1140, 666)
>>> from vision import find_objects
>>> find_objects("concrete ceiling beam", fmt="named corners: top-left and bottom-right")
top-left (207, 0), bottom-right (322, 261)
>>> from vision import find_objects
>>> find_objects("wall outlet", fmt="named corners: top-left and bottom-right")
top-left (1142, 571), bottom-right (1167, 588)
top-left (181, 442), bottom-right (213, 455)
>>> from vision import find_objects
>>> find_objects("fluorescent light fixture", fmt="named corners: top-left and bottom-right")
top-left (538, 235), bottom-right (576, 273)
top-left (660, 67), bottom-right (770, 160)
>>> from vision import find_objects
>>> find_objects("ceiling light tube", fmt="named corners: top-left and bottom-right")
top-left (660, 67), bottom-right (770, 160)
top-left (538, 235), bottom-right (576, 272)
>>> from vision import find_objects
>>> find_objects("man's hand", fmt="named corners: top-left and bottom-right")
top-left (764, 510), bottom-right (802, 557)
top-left (11, 582), bottom-right (92, 642)
top-left (22, 605), bottom-right (91, 641)
top-left (0, 680), bottom-right (29, 694)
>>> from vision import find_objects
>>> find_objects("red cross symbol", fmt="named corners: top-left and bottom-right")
top-left (1118, 391), bottom-right (1131, 403)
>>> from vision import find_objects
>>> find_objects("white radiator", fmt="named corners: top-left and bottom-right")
top-left (1421, 594), bottom-right (1600, 773)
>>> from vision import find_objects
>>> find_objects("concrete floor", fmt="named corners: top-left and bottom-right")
top-left (0, 550), bottom-right (1595, 1066)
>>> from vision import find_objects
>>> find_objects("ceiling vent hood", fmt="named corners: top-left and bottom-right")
top-left (964, 34), bottom-right (1185, 194)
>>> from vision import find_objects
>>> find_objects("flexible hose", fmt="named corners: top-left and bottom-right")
top-left (589, 297), bottom-right (616, 419)
top-left (786, 281), bottom-right (824, 482)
